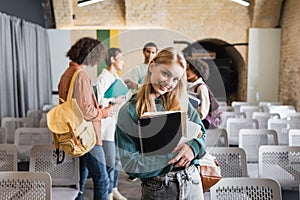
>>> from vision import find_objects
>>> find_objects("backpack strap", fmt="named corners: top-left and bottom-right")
top-left (67, 69), bottom-right (81, 101)
top-left (194, 82), bottom-right (205, 93)
top-left (55, 69), bottom-right (80, 164)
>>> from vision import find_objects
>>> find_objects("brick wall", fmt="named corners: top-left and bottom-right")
top-left (51, 0), bottom-right (300, 109)
top-left (280, 0), bottom-right (300, 110)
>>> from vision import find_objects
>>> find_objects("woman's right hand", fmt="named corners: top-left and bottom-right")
top-left (168, 143), bottom-right (195, 168)
top-left (100, 106), bottom-right (113, 118)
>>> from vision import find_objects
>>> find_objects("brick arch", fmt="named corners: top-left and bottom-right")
top-left (183, 38), bottom-right (246, 104)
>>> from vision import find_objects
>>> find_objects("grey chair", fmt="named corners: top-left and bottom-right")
top-left (0, 144), bottom-right (18, 171)
top-left (226, 118), bottom-right (258, 146)
top-left (210, 177), bottom-right (282, 200)
top-left (29, 144), bottom-right (79, 200)
top-left (258, 145), bottom-right (300, 190)
top-left (208, 147), bottom-right (248, 177)
top-left (1, 117), bottom-right (33, 144)
top-left (0, 171), bottom-right (52, 200)
top-left (0, 127), bottom-right (7, 144)
top-left (206, 128), bottom-right (228, 147)
top-left (26, 109), bottom-right (43, 127)
top-left (14, 127), bottom-right (53, 161)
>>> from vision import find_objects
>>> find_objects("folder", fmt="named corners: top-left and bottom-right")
top-left (104, 79), bottom-right (129, 98)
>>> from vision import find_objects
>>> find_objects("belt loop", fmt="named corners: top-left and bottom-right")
top-left (184, 170), bottom-right (190, 181)
top-left (164, 175), bottom-right (169, 186)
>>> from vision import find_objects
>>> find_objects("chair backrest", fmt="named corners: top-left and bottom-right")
top-left (218, 101), bottom-right (227, 107)
top-left (26, 109), bottom-right (43, 127)
top-left (240, 105), bottom-right (263, 120)
top-left (220, 105), bottom-right (234, 112)
top-left (252, 112), bottom-right (280, 129)
top-left (0, 127), bottom-right (7, 144)
top-left (42, 104), bottom-right (54, 112)
top-left (14, 128), bottom-right (53, 161)
top-left (1, 117), bottom-right (34, 144)
top-left (258, 101), bottom-right (282, 112)
top-left (226, 118), bottom-right (258, 145)
top-left (287, 112), bottom-right (300, 121)
top-left (220, 111), bottom-right (246, 129)
top-left (208, 147), bottom-right (248, 177)
top-left (258, 145), bottom-right (300, 189)
top-left (0, 171), bottom-right (52, 200)
top-left (210, 177), bottom-right (282, 200)
top-left (231, 101), bottom-right (251, 113)
top-left (288, 129), bottom-right (300, 146)
top-left (239, 129), bottom-right (278, 163)
top-left (0, 144), bottom-right (18, 171)
top-left (29, 144), bottom-right (79, 188)
top-left (206, 128), bottom-right (228, 147)
top-left (269, 105), bottom-right (296, 119)
top-left (39, 117), bottom-right (48, 128)
top-left (267, 118), bottom-right (300, 145)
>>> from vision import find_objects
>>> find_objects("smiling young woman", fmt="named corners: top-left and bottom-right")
top-left (115, 47), bottom-right (207, 200)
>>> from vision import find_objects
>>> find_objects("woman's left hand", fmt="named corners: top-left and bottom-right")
top-left (168, 143), bottom-right (194, 168)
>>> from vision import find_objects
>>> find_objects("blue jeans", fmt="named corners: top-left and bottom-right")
top-left (141, 165), bottom-right (203, 200)
top-left (76, 145), bottom-right (110, 200)
top-left (103, 141), bottom-right (120, 193)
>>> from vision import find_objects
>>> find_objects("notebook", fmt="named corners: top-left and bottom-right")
top-left (138, 111), bottom-right (187, 156)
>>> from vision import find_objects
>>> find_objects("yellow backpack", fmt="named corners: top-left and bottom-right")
top-left (47, 70), bottom-right (96, 163)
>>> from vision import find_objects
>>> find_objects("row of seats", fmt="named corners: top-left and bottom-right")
top-left (208, 146), bottom-right (300, 190)
top-left (0, 144), bottom-right (79, 200)
top-left (219, 114), bottom-right (300, 146)
top-left (0, 127), bottom-right (53, 162)
top-left (207, 127), bottom-right (300, 148)
top-left (0, 116), bottom-right (49, 144)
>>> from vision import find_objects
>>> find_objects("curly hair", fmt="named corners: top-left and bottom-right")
top-left (66, 37), bottom-right (106, 66)
top-left (186, 58), bottom-right (210, 81)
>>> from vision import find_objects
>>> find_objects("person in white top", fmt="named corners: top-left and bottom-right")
top-left (96, 48), bottom-right (127, 200)
top-left (123, 42), bottom-right (158, 182)
top-left (186, 58), bottom-right (211, 128)
top-left (124, 42), bottom-right (158, 93)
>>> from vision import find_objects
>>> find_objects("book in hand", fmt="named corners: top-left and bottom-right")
top-left (104, 79), bottom-right (129, 98)
top-left (188, 92), bottom-right (200, 109)
top-left (138, 111), bottom-right (187, 156)
top-left (178, 120), bottom-right (203, 145)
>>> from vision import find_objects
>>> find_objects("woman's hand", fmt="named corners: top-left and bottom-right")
top-left (115, 96), bottom-right (125, 105)
top-left (124, 79), bottom-right (138, 89)
top-left (100, 106), bottom-right (113, 118)
top-left (168, 143), bottom-right (195, 168)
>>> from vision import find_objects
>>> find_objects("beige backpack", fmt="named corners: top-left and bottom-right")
top-left (47, 70), bottom-right (96, 162)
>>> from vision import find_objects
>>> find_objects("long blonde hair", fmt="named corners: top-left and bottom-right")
top-left (135, 47), bottom-right (188, 117)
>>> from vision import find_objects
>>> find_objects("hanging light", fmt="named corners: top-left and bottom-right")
top-left (231, 0), bottom-right (250, 6)
top-left (78, 0), bottom-right (104, 7)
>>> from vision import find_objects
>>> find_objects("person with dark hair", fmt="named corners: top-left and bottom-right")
top-left (96, 47), bottom-right (127, 200)
top-left (186, 58), bottom-right (211, 128)
top-left (123, 42), bottom-right (158, 182)
top-left (116, 47), bottom-right (206, 199)
top-left (58, 37), bottom-right (111, 200)
top-left (124, 42), bottom-right (158, 92)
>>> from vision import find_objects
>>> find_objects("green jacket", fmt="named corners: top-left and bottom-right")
top-left (115, 95), bottom-right (206, 180)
